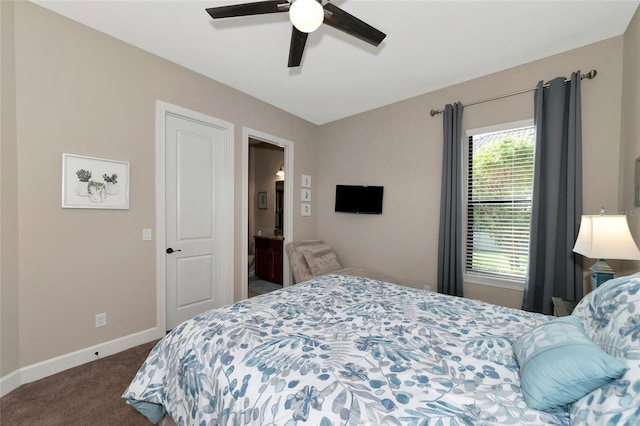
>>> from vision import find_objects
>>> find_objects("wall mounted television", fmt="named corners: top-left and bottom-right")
top-left (335, 185), bottom-right (384, 214)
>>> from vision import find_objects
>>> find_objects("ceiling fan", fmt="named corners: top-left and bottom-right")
top-left (205, 0), bottom-right (386, 67)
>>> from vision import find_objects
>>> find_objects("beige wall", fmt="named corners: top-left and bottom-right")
top-left (317, 36), bottom-right (625, 308)
top-left (2, 1), bottom-right (317, 369)
top-left (619, 7), bottom-right (640, 276)
top-left (1, 1), bottom-right (20, 377)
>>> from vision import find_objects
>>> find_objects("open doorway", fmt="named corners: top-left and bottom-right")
top-left (248, 140), bottom-right (284, 297)
top-left (241, 128), bottom-right (294, 300)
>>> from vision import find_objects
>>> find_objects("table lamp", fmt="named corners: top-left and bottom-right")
top-left (572, 214), bottom-right (640, 290)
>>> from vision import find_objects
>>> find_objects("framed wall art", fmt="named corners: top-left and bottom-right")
top-left (62, 153), bottom-right (130, 209)
top-left (258, 191), bottom-right (267, 209)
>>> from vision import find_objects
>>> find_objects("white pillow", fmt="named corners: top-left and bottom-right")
top-left (289, 240), bottom-right (324, 280)
top-left (301, 244), bottom-right (342, 276)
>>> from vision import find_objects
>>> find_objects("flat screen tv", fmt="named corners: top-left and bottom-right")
top-left (335, 185), bottom-right (384, 214)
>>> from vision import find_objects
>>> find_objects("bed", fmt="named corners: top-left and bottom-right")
top-left (123, 272), bottom-right (640, 425)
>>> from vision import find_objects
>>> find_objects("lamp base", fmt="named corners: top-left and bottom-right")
top-left (590, 259), bottom-right (614, 291)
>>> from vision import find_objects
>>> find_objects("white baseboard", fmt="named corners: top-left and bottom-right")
top-left (0, 326), bottom-right (164, 398)
top-left (0, 369), bottom-right (21, 398)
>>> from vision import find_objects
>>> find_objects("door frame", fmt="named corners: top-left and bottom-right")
top-left (156, 101), bottom-right (235, 331)
top-left (242, 127), bottom-right (294, 300)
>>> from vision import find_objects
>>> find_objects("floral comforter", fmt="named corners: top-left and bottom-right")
top-left (123, 274), bottom-right (569, 425)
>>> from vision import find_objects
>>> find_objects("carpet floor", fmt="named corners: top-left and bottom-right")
top-left (0, 340), bottom-right (158, 425)
top-left (2, 285), bottom-right (281, 424)
top-left (248, 279), bottom-right (283, 294)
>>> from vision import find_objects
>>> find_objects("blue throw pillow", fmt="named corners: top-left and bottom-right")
top-left (513, 315), bottom-right (626, 411)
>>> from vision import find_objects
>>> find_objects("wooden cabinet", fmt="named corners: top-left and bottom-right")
top-left (254, 237), bottom-right (283, 284)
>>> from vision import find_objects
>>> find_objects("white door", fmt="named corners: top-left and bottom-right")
top-left (164, 112), bottom-right (232, 329)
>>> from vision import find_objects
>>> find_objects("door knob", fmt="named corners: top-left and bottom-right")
top-left (166, 248), bottom-right (182, 254)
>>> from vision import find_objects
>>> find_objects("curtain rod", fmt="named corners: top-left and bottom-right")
top-left (429, 69), bottom-right (598, 117)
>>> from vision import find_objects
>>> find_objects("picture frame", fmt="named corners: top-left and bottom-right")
top-left (258, 191), bottom-right (267, 209)
top-left (62, 153), bottom-right (130, 209)
top-left (302, 188), bottom-right (311, 202)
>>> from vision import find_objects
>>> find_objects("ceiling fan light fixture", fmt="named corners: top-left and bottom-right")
top-left (289, 0), bottom-right (324, 33)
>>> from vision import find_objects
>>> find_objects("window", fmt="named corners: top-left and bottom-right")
top-left (466, 123), bottom-right (535, 284)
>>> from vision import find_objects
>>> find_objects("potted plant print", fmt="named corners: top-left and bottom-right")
top-left (103, 173), bottom-right (119, 195)
top-left (87, 181), bottom-right (106, 203)
top-left (76, 169), bottom-right (92, 197)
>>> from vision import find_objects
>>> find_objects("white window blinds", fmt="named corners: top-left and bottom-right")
top-left (466, 126), bottom-right (535, 281)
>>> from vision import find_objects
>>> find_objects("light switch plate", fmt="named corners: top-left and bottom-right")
top-left (301, 203), bottom-right (311, 217)
top-left (301, 175), bottom-right (311, 188)
top-left (142, 228), bottom-right (152, 241)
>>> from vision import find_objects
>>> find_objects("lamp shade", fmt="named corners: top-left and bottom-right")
top-left (289, 0), bottom-right (324, 33)
top-left (573, 215), bottom-right (640, 260)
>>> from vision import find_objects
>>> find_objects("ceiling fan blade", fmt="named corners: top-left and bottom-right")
top-left (322, 3), bottom-right (386, 46)
top-left (206, 1), bottom-right (289, 19)
top-left (288, 26), bottom-right (308, 67)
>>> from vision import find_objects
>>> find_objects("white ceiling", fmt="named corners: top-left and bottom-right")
top-left (32, 1), bottom-right (639, 125)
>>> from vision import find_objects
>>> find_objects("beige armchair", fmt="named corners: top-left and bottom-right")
top-left (285, 240), bottom-right (402, 285)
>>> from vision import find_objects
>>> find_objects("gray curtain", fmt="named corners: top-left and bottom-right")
top-left (437, 103), bottom-right (464, 297)
top-left (522, 73), bottom-right (583, 314)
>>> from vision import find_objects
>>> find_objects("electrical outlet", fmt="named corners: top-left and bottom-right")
top-left (95, 313), bottom-right (107, 328)
top-left (423, 285), bottom-right (431, 292)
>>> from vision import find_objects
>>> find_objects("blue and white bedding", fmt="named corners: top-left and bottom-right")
top-left (123, 274), bottom-right (570, 425)
top-left (569, 273), bottom-right (640, 425)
